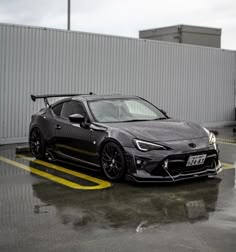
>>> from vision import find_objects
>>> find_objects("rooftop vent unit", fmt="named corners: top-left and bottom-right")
top-left (139, 25), bottom-right (221, 48)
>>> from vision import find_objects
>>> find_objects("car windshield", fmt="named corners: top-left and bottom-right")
top-left (88, 98), bottom-right (166, 123)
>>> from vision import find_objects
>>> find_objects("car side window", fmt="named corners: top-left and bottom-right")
top-left (52, 103), bottom-right (63, 116)
top-left (60, 101), bottom-right (86, 119)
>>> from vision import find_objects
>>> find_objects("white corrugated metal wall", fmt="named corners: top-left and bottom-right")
top-left (0, 23), bottom-right (235, 144)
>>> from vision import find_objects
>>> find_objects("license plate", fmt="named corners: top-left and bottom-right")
top-left (186, 154), bottom-right (206, 166)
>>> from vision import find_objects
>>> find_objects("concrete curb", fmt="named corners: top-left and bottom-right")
top-left (16, 146), bottom-right (30, 154)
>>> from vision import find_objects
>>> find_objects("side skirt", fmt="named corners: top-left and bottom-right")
top-left (46, 149), bottom-right (101, 172)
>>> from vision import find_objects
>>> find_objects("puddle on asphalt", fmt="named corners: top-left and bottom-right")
top-left (30, 169), bottom-right (235, 232)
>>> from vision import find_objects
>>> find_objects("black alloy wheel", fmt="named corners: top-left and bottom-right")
top-left (101, 142), bottom-right (126, 181)
top-left (30, 128), bottom-right (45, 159)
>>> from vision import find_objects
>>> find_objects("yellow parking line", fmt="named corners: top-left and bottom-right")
top-left (217, 139), bottom-right (236, 146)
top-left (17, 155), bottom-right (111, 189)
top-left (222, 162), bottom-right (235, 170)
top-left (0, 156), bottom-right (111, 190)
top-left (217, 138), bottom-right (236, 143)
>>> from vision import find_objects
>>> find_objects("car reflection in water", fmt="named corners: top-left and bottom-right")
top-left (31, 170), bottom-right (221, 231)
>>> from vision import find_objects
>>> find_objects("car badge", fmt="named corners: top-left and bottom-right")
top-left (189, 143), bottom-right (196, 148)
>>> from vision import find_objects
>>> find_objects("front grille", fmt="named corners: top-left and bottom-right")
top-left (152, 150), bottom-right (218, 176)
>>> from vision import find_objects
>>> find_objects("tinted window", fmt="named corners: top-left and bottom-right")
top-left (52, 103), bottom-right (63, 116)
top-left (89, 98), bottom-right (166, 123)
top-left (60, 101), bottom-right (86, 118)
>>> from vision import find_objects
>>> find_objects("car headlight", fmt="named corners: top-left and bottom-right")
top-left (209, 132), bottom-right (216, 145)
top-left (133, 139), bottom-right (168, 152)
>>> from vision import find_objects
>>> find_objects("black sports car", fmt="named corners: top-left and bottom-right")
top-left (29, 93), bottom-right (222, 182)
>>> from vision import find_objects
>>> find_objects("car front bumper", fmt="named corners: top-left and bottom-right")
top-left (124, 147), bottom-right (222, 183)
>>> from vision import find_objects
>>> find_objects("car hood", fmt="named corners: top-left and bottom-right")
top-left (105, 119), bottom-right (207, 142)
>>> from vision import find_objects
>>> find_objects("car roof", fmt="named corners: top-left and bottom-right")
top-left (74, 94), bottom-right (139, 101)
top-left (51, 94), bottom-right (140, 107)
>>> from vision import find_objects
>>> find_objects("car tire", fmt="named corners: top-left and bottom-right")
top-left (29, 128), bottom-right (46, 159)
top-left (101, 142), bottom-right (126, 182)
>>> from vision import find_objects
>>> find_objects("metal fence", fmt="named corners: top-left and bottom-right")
top-left (0, 23), bottom-right (235, 144)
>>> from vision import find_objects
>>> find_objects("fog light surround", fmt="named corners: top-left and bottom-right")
top-left (135, 158), bottom-right (148, 169)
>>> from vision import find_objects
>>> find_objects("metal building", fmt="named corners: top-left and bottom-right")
top-left (139, 25), bottom-right (221, 48)
top-left (0, 23), bottom-right (235, 144)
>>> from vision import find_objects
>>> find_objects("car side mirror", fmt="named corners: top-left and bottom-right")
top-left (69, 114), bottom-right (85, 123)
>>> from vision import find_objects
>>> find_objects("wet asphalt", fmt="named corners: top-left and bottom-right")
top-left (0, 127), bottom-right (236, 252)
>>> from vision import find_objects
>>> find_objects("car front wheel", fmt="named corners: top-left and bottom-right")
top-left (101, 142), bottom-right (126, 182)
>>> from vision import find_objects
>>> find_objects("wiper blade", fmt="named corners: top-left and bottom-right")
top-left (120, 119), bottom-right (150, 122)
top-left (153, 117), bottom-right (167, 120)
top-left (121, 118), bottom-right (167, 122)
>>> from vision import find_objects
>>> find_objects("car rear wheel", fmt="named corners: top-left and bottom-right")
top-left (101, 142), bottom-right (126, 182)
top-left (30, 128), bottom-right (46, 159)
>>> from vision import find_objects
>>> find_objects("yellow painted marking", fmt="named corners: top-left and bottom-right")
top-left (222, 162), bottom-right (235, 170)
top-left (217, 139), bottom-right (236, 146)
top-left (217, 138), bottom-right (236, 144)
top-left (17, 155), bottom-right (111, 189)
top-left (0, 156), bottom-right (111, 190)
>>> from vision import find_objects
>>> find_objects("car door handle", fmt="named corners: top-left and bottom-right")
top-left (55, 125), bottom-right (62, 130)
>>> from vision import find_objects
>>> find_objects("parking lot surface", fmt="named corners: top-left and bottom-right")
top-left (0, 127), bottom-right (236, 252)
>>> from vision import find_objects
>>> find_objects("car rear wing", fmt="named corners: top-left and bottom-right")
top-left (31, 93), bottom-right (93, 107)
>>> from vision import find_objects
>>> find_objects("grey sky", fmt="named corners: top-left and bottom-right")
top-left (0, 0), bottom-right (235, 50)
